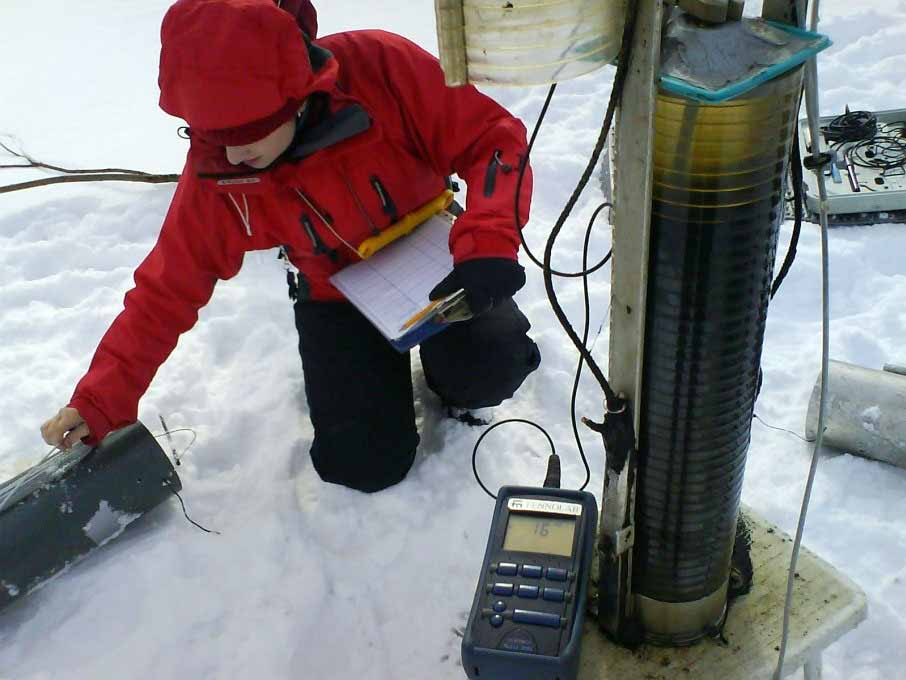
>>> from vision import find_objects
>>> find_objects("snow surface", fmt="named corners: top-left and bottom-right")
top-left (2, 1), bottom-right (906, 679)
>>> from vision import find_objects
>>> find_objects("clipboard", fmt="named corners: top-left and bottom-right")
top-left (329, 210), bottom-right (473, 351)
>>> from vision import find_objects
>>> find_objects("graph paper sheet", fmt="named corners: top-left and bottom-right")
top-left (330, 212), bottom-right (455, 342)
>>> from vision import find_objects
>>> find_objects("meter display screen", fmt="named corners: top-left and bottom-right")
top-left (502, 513), bottom-right (575, 557)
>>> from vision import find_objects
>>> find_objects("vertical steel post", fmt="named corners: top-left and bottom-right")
top-left (434, 0), bottom-right (467, 86)
top-left (597, 0), bottom-right (663, 642)
top-left (804, 653), bottom-right (824, 680)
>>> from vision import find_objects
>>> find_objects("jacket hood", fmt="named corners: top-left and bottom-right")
top-left (158, 0), bottom-right (335, 133)
top-left (278, 0), bottom-right (317, 39)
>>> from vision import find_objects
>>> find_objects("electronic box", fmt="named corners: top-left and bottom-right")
top-left (461, 486), bottom-right (597, 680)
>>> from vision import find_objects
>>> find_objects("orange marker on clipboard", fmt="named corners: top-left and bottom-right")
top-left (400, 299), bottom-right (445, 332)
top-left (399, 289), bottom-right (471, 333)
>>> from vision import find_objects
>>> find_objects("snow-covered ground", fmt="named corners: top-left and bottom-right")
top-left (2, 1), bottom-right (905, 678)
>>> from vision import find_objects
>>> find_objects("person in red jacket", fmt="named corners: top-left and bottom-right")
top-left (40, 0), bottom-right (540, 492)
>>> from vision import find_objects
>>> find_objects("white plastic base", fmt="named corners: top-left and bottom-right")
top-left (579, 507), bottom-right (866, 679)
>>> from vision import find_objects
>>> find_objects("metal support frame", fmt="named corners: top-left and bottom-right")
top-left (596, 0), bottom-right (663, 642)
top-left (804, 654), bottom-right (823, 680)
top-left (580, 508), bottom-right (865, 679)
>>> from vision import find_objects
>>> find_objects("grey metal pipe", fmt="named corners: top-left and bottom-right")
top-left (884, 364), bottom-right (906, 377)
top-left (805, 360), bottom-right (906, 469)
top-left (0, 422), bottom-right (181, 612)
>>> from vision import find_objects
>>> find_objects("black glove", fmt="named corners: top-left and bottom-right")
top-left (429, 257), bottom-right (526, 315)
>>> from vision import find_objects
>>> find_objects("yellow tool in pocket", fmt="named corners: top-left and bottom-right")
top-left (356, 189), bottom-right (455, 260)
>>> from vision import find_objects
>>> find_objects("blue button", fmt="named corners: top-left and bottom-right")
top-left (546, 568), bottom-right (568, 582)
top-left (492, 583), bottom-right (515, 596)
top-left (496, 562), bottom-right (518, 576)
top-left (517, 585), bottom-right (539, 599)
top-left (543, 588), bottom-right (565, 602)
top-left (521, 565), bottom-right (543, 578)
top-left (513, 609), bottom-right (562, 628)
top-left (493, 600), bottom-right (507, 613)
top-left (490, 614), bottom-right (504, 628)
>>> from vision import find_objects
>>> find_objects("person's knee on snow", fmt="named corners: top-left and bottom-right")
top-left (309, 418), bottom-right (419, 493)
top-left (420, 298), bottom-right (541, 410)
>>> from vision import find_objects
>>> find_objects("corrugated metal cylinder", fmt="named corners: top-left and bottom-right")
top-left (633, 67), bottom-right (804, 645)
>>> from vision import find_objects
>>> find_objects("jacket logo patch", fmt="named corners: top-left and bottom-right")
top-left (217, 177), bottom-right (262, 186)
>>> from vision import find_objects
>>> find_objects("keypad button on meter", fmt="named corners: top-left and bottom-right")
top-left (512, 609), bottom-right (563, 628)
top-left (517, 585), bottom-right (539, 599)
top-left (492, 583), bottom-right (515, 596)
top-left (490, 614), bottom-right (504, 628)
top-left (521, 565), bottom-right (543, 578)
top-left (546, 567), bottom-right (568, 581)
top-left (493, 600), bottom-right (507, 613)
top-left (542, 587), bottom-right (566, 602)
top-left (496, 562), bottom-right (518, 576)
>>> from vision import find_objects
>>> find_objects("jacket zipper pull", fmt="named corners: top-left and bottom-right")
top-left (483, 150), bottom-right (513, 198)
top-left (370, 176), bottom-right (399, 223)
top-left (300, 214), bottom-right (338, 262)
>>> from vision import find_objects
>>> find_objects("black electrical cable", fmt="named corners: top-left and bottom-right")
top-left (472, 419), bottom-right (557, 500)
top-left (568, 204), bottom-right (612, 491)
top-left (822, 111), bottom-right (906, 176)
top-left (469, 1), bottom-right (638, 498)
top-left (821, 110), bottom-right (877, 143)
top-left (470, 204), bottom-right (612, 499)
top-left (771, 130), bottom-right (805, 299)
top-left (165, 480), bottom-right (221, 535)
top-left (514, 86), bottom-right (612, 279)
top-left (542, 0), bottom-right (638, 410)
top-left (847, 134), bottom-right (906, 171)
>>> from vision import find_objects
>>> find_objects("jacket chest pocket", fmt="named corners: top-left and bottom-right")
top-left (336, 145), bottom-right (443, 241)
top-left (291, 186), bottom-right (345, 261)
top-left (335, 164), bottom-right (398, 240)
top-left (289, 150), bottom-right (444, 261)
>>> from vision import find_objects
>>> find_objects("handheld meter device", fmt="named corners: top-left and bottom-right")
top-left (461, 486), bottom-right (598, 680)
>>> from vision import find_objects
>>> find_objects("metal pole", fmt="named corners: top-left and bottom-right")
top-left (597, 0), bottom-right (663, 642)
top-left (804, 653), bottom-right (824, 680)
top-left (775, 1), bottom-right (831, 674)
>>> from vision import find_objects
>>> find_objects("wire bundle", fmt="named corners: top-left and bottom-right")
top-left (847, 122), bottom-right (906, 171)
top-left (820, 110), bottom-right (877, 143)
top-left (823, 110), bottom-right (906, 175)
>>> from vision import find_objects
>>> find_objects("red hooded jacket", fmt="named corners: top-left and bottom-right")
top-left (69, 0), bottom-right (533, 444)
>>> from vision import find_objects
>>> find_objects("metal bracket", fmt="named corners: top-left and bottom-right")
top-left (614, 525), bottom-right (635, 555)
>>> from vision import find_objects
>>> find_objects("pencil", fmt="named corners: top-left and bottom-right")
top-left (399, 299), bottom-right (443, 332)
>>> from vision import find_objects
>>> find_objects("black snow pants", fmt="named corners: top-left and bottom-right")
top-left (294, 298), bottom-right (541, 492)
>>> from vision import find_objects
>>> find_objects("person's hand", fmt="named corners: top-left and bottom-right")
top-left (429, 257), bottom-right (526, 315)
top-left (41, 407), bottom-right (90, 450)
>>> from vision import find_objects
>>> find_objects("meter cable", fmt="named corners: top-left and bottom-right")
top-left (470, 0), bottom-right (639, 497)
